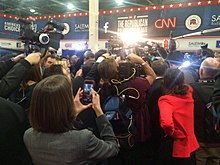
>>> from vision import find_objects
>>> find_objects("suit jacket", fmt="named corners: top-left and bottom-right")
top-left (24, 115), bottom-right (119, 165)
top-left (0, 97), bottom-right (31, 165)
top-left (146, 78), bottom-right (165, 150)
top-left (158, 86), bottom-right (199, 158)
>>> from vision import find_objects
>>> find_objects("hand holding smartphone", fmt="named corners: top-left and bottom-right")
top-left (83, 80), bottom-right (95, 104)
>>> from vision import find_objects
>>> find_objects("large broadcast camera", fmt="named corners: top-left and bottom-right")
top-left (17, 18), bottom-right (66, 56)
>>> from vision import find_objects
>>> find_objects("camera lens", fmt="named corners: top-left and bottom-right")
top-left (39, 33), bottom-right (50, 45)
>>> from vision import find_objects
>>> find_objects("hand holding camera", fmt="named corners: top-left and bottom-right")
top-left (25, 52), bottom-right (41, 65)
top-left (127, 53), bottom-right (145, 64)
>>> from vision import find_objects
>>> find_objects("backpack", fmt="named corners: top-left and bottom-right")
top-left (102, 83), bottom-right (138, 149)
top-left (191, 83), bottom-right (220, 142)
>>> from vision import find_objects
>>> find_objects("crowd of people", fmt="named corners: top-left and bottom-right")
top-left (0, 46), bottom-right (220, 165)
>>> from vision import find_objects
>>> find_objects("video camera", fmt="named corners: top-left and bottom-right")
top-left (118, 60), bottom-right (145, 80)
top-left (17, 18), bottom-right (65, 56)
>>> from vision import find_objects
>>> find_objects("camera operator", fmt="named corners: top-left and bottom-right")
top-left (97, 54), bottom-right (156, 165)
top-left (0, 52), bottom-right (41, 98)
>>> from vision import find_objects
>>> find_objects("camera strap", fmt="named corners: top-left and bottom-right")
top-left (111, 68), bottom-right (136, 85)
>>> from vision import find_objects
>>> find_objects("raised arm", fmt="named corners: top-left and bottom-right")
top-left (127, 54), bottom-right (156, 85)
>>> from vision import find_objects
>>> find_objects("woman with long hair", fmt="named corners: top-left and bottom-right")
top-left (24, 75), bottom-right (119, 165)
top-left (158, 68), bottom-right (199, 165)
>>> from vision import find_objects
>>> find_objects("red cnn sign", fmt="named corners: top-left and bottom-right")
top-left (155, 17), bottom-right (177, 29)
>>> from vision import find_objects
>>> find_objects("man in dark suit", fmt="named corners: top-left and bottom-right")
top-left (146, 59), bottom-right (169, 164)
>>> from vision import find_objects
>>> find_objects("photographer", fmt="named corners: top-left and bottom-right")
top-left (0, 52), bottom-right (41, 98)
top-left (98, 54), bottom-right (156, 165)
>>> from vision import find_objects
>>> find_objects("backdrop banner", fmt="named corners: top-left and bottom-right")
top-left (0, 4), bottom-right (219, 40)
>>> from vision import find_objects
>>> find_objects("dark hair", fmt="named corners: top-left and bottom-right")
top-left (151, 60), bottom-right (169, 77)
top-left (41, 54), bottom-right (57, 66)
top-left (95, 49), bottom-right (107, 60)
top-left (29, 75), bottom-right (74, 133)
top-left (84, 51), bottom-right (95, 60)
top-left (43, 64), bottom-right (64, 78)
top-left (98, 58), bottom-right (118, 84)
top-left (163, 68), bottom-right (188, 95)
top-left (82, 60), bottom-right (95, 78)
top-left (21, 64), bottom-right (42, 89)
top-left (60, 56), bottom-right (68, 60)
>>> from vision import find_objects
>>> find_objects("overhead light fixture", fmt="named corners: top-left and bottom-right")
top-left (34, 12), bottom-right (39, 15)
top-left (115, 0), bottom-right (124, 4)
top-left (30, 9), bottom-right (36, 13)
top-left (67, 3), bottom-right (75, 10)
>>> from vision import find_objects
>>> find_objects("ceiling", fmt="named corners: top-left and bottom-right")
top-left (0, 0), bottom-right (195, 17)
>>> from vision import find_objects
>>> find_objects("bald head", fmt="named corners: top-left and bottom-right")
top-left (200, 57), bottom-right (220, 79)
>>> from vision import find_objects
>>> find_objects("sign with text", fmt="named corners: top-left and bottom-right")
top-left (117, 15), bottom-right (148, 34)
top-left (0, 5), bottom-right (219, 40)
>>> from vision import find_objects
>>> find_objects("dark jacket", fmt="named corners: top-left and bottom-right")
top-left (146, 78), bottom-right (165, 151)
top-left (213, 72), bottom-right (220, 127)
top-left (191, 80), bottom-right (215, 142)
top-left (0, 59), bottom-right (31, 98)
top-left (213, 71), bottom-right (220, 104)
top-left (0, 97), bottom-right (31, 165)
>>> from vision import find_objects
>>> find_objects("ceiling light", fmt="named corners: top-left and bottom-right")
top-left (67, 3), bottom-right (74, 10)
top-left (115, 0), bottom-right (124, 4)
top-left (34, 12), bottom-right (39, 15)
top-left (30, 9), bottom-right (35, 13)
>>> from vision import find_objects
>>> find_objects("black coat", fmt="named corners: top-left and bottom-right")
top-left (213, 71), bottom-right (220, 114)
top-left (0, 97), bottom-right (31, 165)
top-left (0, 59), bottom-right (31, 98)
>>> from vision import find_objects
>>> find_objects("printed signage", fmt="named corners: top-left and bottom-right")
top-left (188, 41), bottom-right (207, 48)
top-left (74, 23), bottom-right (89, 32)
top-left (62, 23), bottom-right (70, 35)
top-left (4, 21), bottom-right (37, 33)
top-left (211, 15), bottom-right (220, 26)
top-left (117, 15), bottom-right (148, 34)
top-left (185, 15), bottom-right (202, 30)
top-left (1, 5), bottom-right (220, 40)
top-left (155, 17), bottom-right (176, 29)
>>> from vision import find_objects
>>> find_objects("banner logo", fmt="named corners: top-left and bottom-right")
top-left (104, 22), bottom-right (109, 33)
top-left (185, 15), bottom-right (201, 30)
top-left (62, 23), bottom-right (70, 35)
top-left (75, 24), bottom-right (89, 32)
top-left (155, 17), bottom-right (176, 29)
top-left (117, 15), bottom-right (148, 34)
top-left (211, 15), bottom-right (220, 26)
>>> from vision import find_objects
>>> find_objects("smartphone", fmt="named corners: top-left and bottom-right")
top-left (83, 80), bottom-right (95, 103)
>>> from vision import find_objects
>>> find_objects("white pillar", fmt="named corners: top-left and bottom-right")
top-left (89, 0), bottom-right (99, 52)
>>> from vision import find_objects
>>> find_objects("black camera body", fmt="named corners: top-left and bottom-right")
top-left (17, 18), bottom-right (65, 56)
top-left (118, 61), bottom-right (145, 80)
